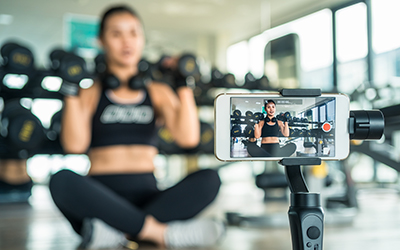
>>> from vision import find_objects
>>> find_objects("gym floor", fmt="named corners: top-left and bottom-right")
top-left (1, 176), bottom-right (400, 250)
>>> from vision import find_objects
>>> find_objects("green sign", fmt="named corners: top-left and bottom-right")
top-left (65, 14), bottom-right (101, 52)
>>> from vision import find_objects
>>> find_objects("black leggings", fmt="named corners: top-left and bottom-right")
top-left (244, 141), bottom-right (272, 157)
top-left (261, 143), bottom-right (296, 157)
top-left (49, 169), bottom-right (220, 237)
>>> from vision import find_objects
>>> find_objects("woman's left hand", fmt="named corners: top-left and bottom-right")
top-left (277, 120), bottom-right (290, 137)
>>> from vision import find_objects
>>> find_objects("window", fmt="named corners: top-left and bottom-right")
top-left (312, 107), bottom-right (318, 122)
top-left (335, 2), bottom-right (368, 94)
top-left (336, 3), bottom-right (368, 63)
top-left (319, 105), bottom-right (326, 123)
top-left (228, 9), bottom-right (333, 90)
top-left (371, 0), bottom-right (400, 88)
top-left (326, 100), bottom-right (335, 122)
top-left (371, 0), bottom-right (400, 54)
top-left (226, 41), bottom-right (249, 84)
top-left (263, 9), bottom-right (333, 90)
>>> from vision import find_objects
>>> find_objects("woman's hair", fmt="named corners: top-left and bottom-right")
top-left (99, 5), bottom-right (142, 38)
top-left (264, 100), bottom-right (276, 109)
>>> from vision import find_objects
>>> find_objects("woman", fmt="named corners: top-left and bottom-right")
top-left (49, 5), bottom-right (223, 249)
top-left (253, 100), bottom-right (296, 157)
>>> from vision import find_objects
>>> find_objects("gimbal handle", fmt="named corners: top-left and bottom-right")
top-left (280, 158), bottom-right (324, 250)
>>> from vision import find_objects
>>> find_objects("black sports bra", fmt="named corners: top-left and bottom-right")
top-left (90, 88), bottom-right (158, 148)
top-left (261, 121), bottom-right (280, 137)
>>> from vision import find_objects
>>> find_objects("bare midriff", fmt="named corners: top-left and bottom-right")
top-left (87, 145), bottom-right (158, 175)
top-left (0, 159), bottom-right (30, 184)
top-left (261, 121), bottom-right (280, 144)
top-left (261, 137), bottom-right (280, 144)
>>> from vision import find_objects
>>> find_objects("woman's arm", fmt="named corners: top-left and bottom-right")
top-left (254, 120), bottom-right (264, 139)
top-left (149, 83), bottom-right (200, 148)
top-left (277, 120), bottom-right (290, 137)
top-left (60, 82), bottom-right (100, 154)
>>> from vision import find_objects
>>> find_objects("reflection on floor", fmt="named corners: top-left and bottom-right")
top-left (1, 181), bottom-right (400, 250)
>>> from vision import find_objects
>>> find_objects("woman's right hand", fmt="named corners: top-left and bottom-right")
top-left (60, 82), bottom-right (101, 154)
top-left (254, 119), bottom-right (264, 139)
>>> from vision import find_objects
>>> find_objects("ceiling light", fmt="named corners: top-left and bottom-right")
top-left (0, 14), bottom-right (13, 25)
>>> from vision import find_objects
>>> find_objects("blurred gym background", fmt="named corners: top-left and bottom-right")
top-left (1, 0), bottom-right (400, 249)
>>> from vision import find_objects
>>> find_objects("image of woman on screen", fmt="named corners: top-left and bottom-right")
top-left (252, 100), bottom-right (296, 157)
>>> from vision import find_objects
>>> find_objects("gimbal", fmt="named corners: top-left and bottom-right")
top-left (279, 89), bottom-right (384, 250)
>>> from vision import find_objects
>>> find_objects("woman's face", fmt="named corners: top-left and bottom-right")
top-left (100, 12), bottom-right (145, 68)
top-left (266, 102), bottom-right (276, 117)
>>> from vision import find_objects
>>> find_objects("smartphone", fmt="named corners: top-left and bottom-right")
top-left (214, 92), bottom-right (350, 161)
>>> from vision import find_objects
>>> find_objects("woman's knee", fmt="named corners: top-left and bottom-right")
top-left (49, 169), bottom-right (79, 197)
top-left (288, 143), bottom-right (297, 154)
top-left (282, 143), bottom-right (297, 156)
top-left (199, 169), bottom-right (221, 188)
top-left (189, 169), bottom-right (221, 197)
top-left (248, 143), bottom-right (271, 157)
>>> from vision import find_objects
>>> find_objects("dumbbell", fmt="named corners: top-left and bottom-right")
top-left (231, 125), bottom-right (242, 137)
top-left (242, 72), bottom-right (258, 90)
top-left (1, 99), bottom-right (46, 158)
top-left (49, 49), bottom-right (93, 96)
top-left (284, 111), bottom-right (292, 122)
top-left (232, 109), bottom-right (242, 118)
top-left (1, 42), bottom-right (34, 74)
top-left (278, 112), bottom-right (289, 122)
top-left (276, 113), bottom-right (285, 121)
top-left (253, 112), bottom-right (264, 121)
top-left (210, 68), bottom-right (225, 88)
top-left (301, 117), bottom-right (309, 123)
top-left (224, 73), bottom-right (237, 88)
top-left (276, 112), bottom-right (291, 122)
top-left (245, 111), bottom-right (254, 120)
top-left (174, 53), bottom-right (200, 88)
top-left (256, 75), bottom-right (270, 90)
top-left (155, 53), bottom-right (200, 89)
top-left (244, 124), bottom-right (255, 138)
top-left (177, 54), bottom-right (200, 79)
top-left (50, 49), bottom-right (88, 83)
top-left (0, 42), bottom-right (35, 92)
top-left (298, 129), bottom-right (308, 137)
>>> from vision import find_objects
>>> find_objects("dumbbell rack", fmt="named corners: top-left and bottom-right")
top-left (288, 118), bottom-right (335, 157)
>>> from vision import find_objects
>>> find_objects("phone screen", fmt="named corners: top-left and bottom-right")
top-left (230, 96), bottom-right (336, 158)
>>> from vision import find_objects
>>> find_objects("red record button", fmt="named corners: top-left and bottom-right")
top-left (322, 122), bottom-right (332, 132)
